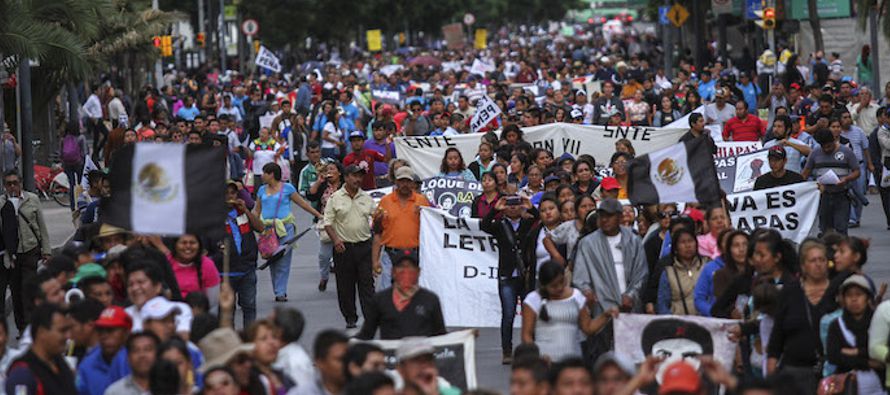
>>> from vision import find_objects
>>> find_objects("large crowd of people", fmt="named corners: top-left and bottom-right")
top-left (1, 21), bottom-right (890, 395)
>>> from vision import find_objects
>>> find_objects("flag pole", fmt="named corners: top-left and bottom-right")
top-left (221, 238), bottom-right (233, 327)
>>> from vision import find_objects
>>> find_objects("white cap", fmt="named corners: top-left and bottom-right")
top-left (141, 296), bottom-right (182, 321)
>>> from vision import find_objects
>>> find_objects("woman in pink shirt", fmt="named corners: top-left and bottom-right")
top-left (149, 234), bottom-right (221, 301)
top-left (698, 206), bottom-right (730, 260)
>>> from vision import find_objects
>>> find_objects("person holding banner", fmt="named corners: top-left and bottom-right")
top-left (801, 128), bottom-right (860, 236)
top-left (480, 194), bottom-right (539, 364)
top-left (355, 251), bottom-right (445, 340)
top-left (371, 166), bottom-right (430, 290)
top-left (762, 115), bottom-right (810, 174)
top-left (753, 147), bottom-right (805, 191)
top-left (468, 142), bottom-right (496, 181)
top-left (521, 261), bottom-right (618, 362)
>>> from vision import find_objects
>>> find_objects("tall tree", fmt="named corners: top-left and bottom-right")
top-left (807, 0), bottom-right (824, 51)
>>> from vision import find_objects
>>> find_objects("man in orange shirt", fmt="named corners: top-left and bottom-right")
top-left (372, 166), bottom-right (430, 290)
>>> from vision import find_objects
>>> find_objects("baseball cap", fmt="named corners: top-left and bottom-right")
top-left (601, 177), bottom-right (620, 191)
top-left (768, 146), bottom-right (786, 160)
top-left (558, 152), bottom-right (575, 164)
top-left (396, 337), bottom-right (435, 362)
top-left (141, 296), bottom-right (182, 321)
top-left (395, 166), bottom-right (416, 181)
top-left (348, 131), bottom-right (366, 140)
top-left (597, 198), bottom-right (623, 214)
top-left (658, 361), bottom-right (701, 395)
top-left (70, 262), bottom-right (107, 285)
top-left (344, 163), bottom-right (368, 175)
top-left (841, 274), bottom-right (874, 296)
top-left (570, 109), bottom-right (584, 119)
top-left (544, 175), bottom-right (561, 185)
top-left (94, 305), bottom-right (133, 330)
top-left (393, 250), bottom-right (420, 267)
top-left (592, 352), bottom-right (635, 377)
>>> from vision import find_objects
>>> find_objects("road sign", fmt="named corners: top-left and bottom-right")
top-left (658, 6), bottom-right (670, 25)
top-left (667, 4), bottom-right (689, 27)
top-left (241, 19), bottom-right (259, 36)
top-left (463, 13), bottom-right (475, 25)
top-left (745, 0), bottom-right (762, 20)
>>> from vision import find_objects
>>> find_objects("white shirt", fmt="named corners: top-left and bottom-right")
top-left (248, 140), bottom-right (281, 174)
top-left (124, 301), bottom-right (193, 334)
top-left (704, 103), bottom-right (735, 126)
top-left (321, 122), bottom-right (342, 150)
top-left (607, 234), bottom-right (626, 294)
top-left (274, 343), bottom-right (315, 389)
top-left (82, 94), bottom-right (103, 120)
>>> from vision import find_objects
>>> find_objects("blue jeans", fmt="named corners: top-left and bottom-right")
top-left (849, 162), bottom-right (868, 223)
top-left (225, 270), bottom-right (257, 328)
top-left (376, 249), bottom-right (394, 291)
top-left (498, 277), bottom-right (523, 353)
top-left (321, 147), bottom-right (339, 161)
top-left (269, 224), bottom-right (295, 297)
top-left (318, 241), bottom-right (333, 281)
top-left (819, 191), bottom-right (851, 235)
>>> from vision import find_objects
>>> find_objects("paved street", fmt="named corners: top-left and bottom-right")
top-left (34, 192), bottom-right (890, 391)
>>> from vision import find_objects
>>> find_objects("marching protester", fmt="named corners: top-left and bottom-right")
top-left (12, 12), bottom-right (890, 395)
top-left (324, 164), bottom-right (376, 329)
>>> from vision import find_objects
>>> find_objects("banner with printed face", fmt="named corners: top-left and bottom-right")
top-left (614, 314), bottom-right (738, 394)
top-left (420, 177), bottom-right (482, 218)
top-left (726, 181), bottom-right (819, 243)
top-left (419, 208), bottom-right (503, 328)
top-left (395, 123), bottom-right (688, 179)
top-left (714, 148), bottom-right (770, 193)
top-left (361, 329), bottom-right (477, 390)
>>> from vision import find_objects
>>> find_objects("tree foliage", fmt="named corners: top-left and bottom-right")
top-left (236, 0), bottom-right (580, 50)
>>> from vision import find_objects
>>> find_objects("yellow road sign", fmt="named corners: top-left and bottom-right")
top-left (668, 4), bottom-right (690, 27)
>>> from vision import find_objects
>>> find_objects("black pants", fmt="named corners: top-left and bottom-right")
top-left (88, 119), bottom-right (108, 159)
top-left (0, 248), bottom-right (40, 333)
top-left (334, 239), bottom-right (374, 325)
top-left (879, 185), bottom-right (890, 227)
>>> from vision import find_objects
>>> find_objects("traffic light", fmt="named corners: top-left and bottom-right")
top-left (152, 36), bottom-right (162, 48)
top-left (161, 35), bottom-right (173, 57)
top-left (196, 32), bottom-right (205, 47)
top-left (763, 7), bottom-right (776, 29)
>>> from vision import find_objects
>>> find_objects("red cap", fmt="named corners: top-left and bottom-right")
top-left (601, 177), bottom-right (620, 191)
top-left (94, 306), bottom-right (133, 330)
top-left (658, 361), bottom-right (701, 395)
top-left (684, 207), bottom-right (705, 223)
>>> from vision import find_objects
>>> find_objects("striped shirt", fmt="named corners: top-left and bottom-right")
top-left (841, 125), bottom-right (869, 162)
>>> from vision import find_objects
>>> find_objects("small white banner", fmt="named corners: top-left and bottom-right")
top-left (255, 46), bottom-right (281, 73)
top-left (726, 181), bottom-right (820, 244)
top-left (469, 95), bottom-right (501, 133)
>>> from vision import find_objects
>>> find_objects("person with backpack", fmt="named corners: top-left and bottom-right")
top-left (60, 123), bottom-right (88, 209)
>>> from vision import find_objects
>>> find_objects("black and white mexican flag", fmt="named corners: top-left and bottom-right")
top-left (101, 143), bottom-right (227, 238)
top-left (627, 137), bottom-right (721, 205)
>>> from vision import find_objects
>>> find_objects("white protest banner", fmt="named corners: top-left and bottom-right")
top-left (469, 95), bottom-right (501, 132)
top-left (396, 123), bottom-right (688, 179)
top-left (615, 314), bottom-right (738, 392)
top-left (714, 141), bottom-right (762, 158)
top-left (419, 208), bottom-right (502, 328)
top-left (421, 177), bottom-right (482, 218)
top-left (469, 58), bottom-right (495, 76)
top-left (362, 329), bottom-right (478, 390)
top-left (254, 46), bottom-right (281, 73)
top-left (371, 89), bottom-right (403, 106)
top-left (367, 185), bottom-right (392, 204)
top-left (714, 148), bottom-right (770, 193)
top-left (726, 181), bottom-right (819, 244)
top-left (258, 114), bottom-right (275, 130)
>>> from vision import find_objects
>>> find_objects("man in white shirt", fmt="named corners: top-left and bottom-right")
top-left (851, 87), bottom-right (880, 133)
top-left (704, 88), bottom-right (735, 126)
top-left (82, 84), bottom-right (108, 160)
top-left (217, 95), bottom-right (243, 124)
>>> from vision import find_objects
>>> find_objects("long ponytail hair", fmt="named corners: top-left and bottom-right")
top-left (537, 261), bottom-right (565, 322)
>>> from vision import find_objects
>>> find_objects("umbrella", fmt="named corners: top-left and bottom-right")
top-left (409, 55), bottom-right (442, 67)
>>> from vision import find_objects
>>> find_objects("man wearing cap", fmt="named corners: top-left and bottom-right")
top-left (704, 88), bottom-right (735, 126)
top-left (76, 305), bottom-right (132, 395)
top-left (573, 198), bottom-right (648, 358)
top-left (592, 352), bottom-right (634, 395)
top-left (575, 91), bottom-right (594, 125)
top-left (324, 164), bottom-right (376, 329)
top-left (355, 251), bottom-right (445, 340)
top-left (396, 338), bottom-right (459, 395)
top-left (754, 146), bottom-right (804, 191)
top-left (763, 115), bottom-right (811, 173)
top-left (372, 166), bottom-right (430, 290)
top-left (0, 170), bottom-right (51, 335)
top-left (104, 332), bottom-right (159, 395)
top-left (343, 130), bottom-right (391, 190)
top-left (802, 128), bottom-right (860, 235)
